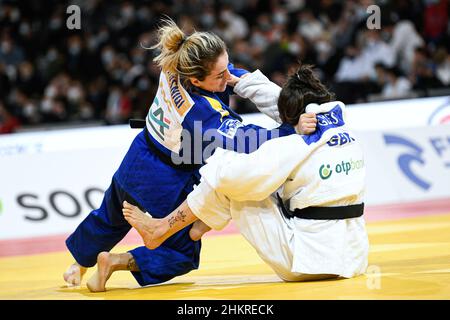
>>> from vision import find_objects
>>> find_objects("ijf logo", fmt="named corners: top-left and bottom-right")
top-left (217, 119), bottom-right (244, 139)
top-left (383, 134), bottom-right (431, 190)
top-left (428, 97), bottom-right (450, 125)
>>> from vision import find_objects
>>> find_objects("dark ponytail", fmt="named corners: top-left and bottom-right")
top-left (278, 63), bottom-right (335, 125)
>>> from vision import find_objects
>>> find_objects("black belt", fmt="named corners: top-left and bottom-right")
top-left (276, 193), bottom-right (364, 220)
top-left (129, 119), bottom-right (146, 128)
top-left (129, 119), bottom-right (201, 172)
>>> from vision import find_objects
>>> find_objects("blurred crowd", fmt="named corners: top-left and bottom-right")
top-left (1, 0), bottom-right (449, 134)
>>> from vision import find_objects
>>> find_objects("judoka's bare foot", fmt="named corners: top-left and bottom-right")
top-left (86, 252), bottom-right (136, 292)
top-left (122, 201), bottom-right (168, 249)
top-left (189, 220), bottom-right (211, 241)
top-left (63, 262), bottom-right (87, 286)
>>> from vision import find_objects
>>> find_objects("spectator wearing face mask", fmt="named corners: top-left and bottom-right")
top-left (434, 47), bottom-right (450, 86)
top-left (375, 63), bottom-right (412, 99)
top-left (0, 36), bottom-right (25, 66)
top-left (16, 61), bottom-right (42, 97)
top-left (0, 100), bottom-right (20, 134)
top-left (383, 16), bottom-right (424, 74)
top-left (410, 47), bottom-right (444, 91)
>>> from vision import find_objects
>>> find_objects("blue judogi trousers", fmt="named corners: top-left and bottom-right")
top-left (66, 129), bottom-right (201, 286)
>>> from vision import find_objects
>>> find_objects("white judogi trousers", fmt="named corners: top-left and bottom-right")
top-left (188, 179), bottom-right (369, 281)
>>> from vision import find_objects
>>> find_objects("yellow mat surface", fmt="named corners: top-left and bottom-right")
top-left (1, 213), bottom-right (450, 300)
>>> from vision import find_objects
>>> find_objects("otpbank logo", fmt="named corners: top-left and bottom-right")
top-left (319, 159), bottom-right (364, 180)
top-left (319, 164), bottom-right (333, 179)
top-left (0, 198), bottom-right (3, 215)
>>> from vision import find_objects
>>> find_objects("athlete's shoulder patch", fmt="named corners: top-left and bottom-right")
top-left (217, 118), bottom-right (244, 139)
top-left (202, 95), bottom-right (230, 121)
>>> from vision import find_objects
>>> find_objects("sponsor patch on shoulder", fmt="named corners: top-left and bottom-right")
top-left (217, 118), bottom-right (244, 139)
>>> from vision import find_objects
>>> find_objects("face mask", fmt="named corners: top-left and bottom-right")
top-left (122, 7), bottom-right (134, 19)
top-left (68, 87), bottom-right (82, 101)
top-left (41, 99), bottom-right (52, 112)
top-left (132, 54), bottom-right (145, 64)
top-left (288, 42), bottom-right (301, 55)
top-left (19, 22), bottom-right (31, 36)
top-left (251, 33), bottom-right (267, 48)
top-left (381, 31), bottom-right (391, 42)
top-left (366, 39), bottom-right (377, 48)
top-left (355, 7), bottom-right (367, 20)
top-left (273, 12), bottom-right (287, 25)
top-left (47, 49), bottom-right (58, 61)
top-left (316, 41), bottom-right (330, 54)
top-left (112, 69), bottom-right (124, 80)
top-left (97, 31), bottom-right (109, 43)
top-left (201, 14), bottom-right (215, 28)
top-left (69, 44), bottom-right (81, 55)
top-left (102, 50), bottom-right (114, 65)
top-left (137, 8), bottom-right (150, 20)
top-left (49, 18), bottom-right (62, 30)
top-left (10, 8), bottom-right (20, 22)
top-left (260, 23), bottom-right (271, 32)
top-left (24, 103), bottom-right (36, 117)
top-left (88, 37), bottom-right (99, 51)
top-left (138, 77), bottom-right (149, 91)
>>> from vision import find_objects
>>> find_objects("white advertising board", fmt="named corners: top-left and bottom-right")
top-left (1, 96), bottom-right (450, 240)
top-left (241, 95), bottom-right (450, 130)
top-left (356, 125), bottom-right (450, 205)
top-left (0, 126), bottom-right (136, 240)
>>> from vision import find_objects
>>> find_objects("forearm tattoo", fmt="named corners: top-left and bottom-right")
top-left (168, 209), bottom-right (187, 229)
top-left (127, 257), bottom-right (139, 272)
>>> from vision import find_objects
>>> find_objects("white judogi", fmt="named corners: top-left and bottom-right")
top-left (187, 71), bottom-right (369, 281)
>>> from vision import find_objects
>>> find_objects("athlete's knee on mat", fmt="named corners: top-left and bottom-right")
top-left (280, 273), bottom-right (340, 282)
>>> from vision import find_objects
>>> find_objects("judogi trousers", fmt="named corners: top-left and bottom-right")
top-left (188, 181), bottom-right (369, 281)
top-left (66, 129), bottom-right (201, 286)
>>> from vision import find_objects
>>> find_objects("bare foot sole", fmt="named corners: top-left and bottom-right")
top-left (86, 252), bottom-right (115, 292)
top-left (63, 263), bottom-right (87, 286)
top-left (122, 201), bottom-right (167, 249)
top-left (189, 220), bottom-right (211, 241)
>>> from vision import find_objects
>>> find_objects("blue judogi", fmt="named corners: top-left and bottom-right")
top-left (66, 64), bottom-right (296, 286)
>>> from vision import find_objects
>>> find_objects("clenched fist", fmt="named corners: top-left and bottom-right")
top-left (296, 113), bottom-right (317, 134)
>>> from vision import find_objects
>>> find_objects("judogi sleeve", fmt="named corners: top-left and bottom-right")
top-left (199, 134), bottom-right (311, 202)
top-left (187, 179), bottom-right (232, 230)
top-left (233, 69), bottom-right (282, 123)
top-left (187, 134), bottom-right (311, 229)
top-left (183, 95), bottom-right (295, 158)
top-left (228, 62), bottom-right (249, 78)
top-left (215, 63), bottom-right (250, 104)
